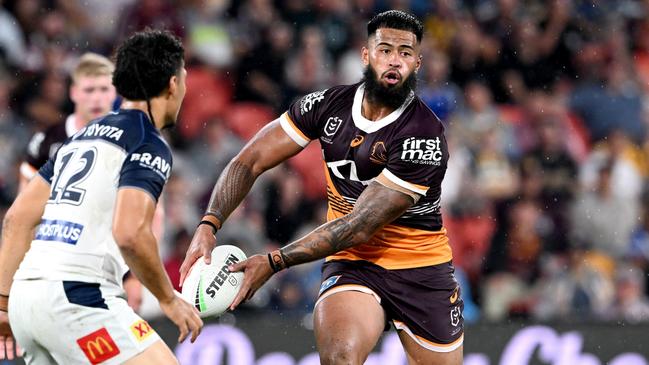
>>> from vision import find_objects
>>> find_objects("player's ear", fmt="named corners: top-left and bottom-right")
top-left (167, 75), bottom-right (178, 99)
top-left (416, 53), bottom-right (422, 73)
top-left (361, 46), bottom-right (369, 66)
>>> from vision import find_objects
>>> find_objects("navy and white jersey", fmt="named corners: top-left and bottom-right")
top-left (15, 109), bottom-right (172, 286)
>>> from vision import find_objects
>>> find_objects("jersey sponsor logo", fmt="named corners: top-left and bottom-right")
top-left (130, 320), bottom-right (155, 342)
top-left (350, 135), bottom-right (364, 147)
top-left (451, 305), bottom-right (462, 327)
top-left (319, 275), bottom-right (341, 295)
top-left (299, 89), bottom-right (327, 115)
top-left (76, 327), bottom-right (120, 364)
top-left (79, 124), bottom-right (124, 141)
top-left (369, 141), bottom-right (387, 164)
top-left (450, 286), bottom-right (459, 304)
top-left (400, 137), bottom-right (443, 165)
top-left (130, 152), bottom-right (171, 179)
top-left (326, 160), bottom-right (372, 185)
top-left (205, 254), bottom-right (240, 298)
top-left (35, 219), bottom-right (84, 245)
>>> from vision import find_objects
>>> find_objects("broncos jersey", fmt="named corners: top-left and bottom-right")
top-left (15, 109), bottom-right (172, 286)
top-left (280, 83), bottom-right (451, 269)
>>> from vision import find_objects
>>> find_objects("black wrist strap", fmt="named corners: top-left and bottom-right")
top-left (197, 220), bottom-right (218, 235)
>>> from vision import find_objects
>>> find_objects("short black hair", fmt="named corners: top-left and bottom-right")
top-left (113, 29), bottom-right (184, 100)
top-left (367, 10), bottom-right (423, 43)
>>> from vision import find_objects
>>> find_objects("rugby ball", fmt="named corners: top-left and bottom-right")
top-left (181, 245), bottom-right (246, 318)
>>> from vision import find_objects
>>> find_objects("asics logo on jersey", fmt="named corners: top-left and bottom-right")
top-left (130, 153), bottom-right (171, 179)
top-left (401, 137), bottom-right (443, 165)
top-left (35, 219), bottom-right (84, 245)
top-left (299, 89), bottom-right (327, 115)
top-left (79, 124), bottom-right (124, 141)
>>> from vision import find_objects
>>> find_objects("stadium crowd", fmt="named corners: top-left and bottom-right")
top-left (1, 0), bottom-right (649, 324)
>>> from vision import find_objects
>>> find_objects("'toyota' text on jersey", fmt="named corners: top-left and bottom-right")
top-left (15, 109), bottom-right (172, 286)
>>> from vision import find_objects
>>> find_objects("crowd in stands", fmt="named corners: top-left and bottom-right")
top-left (1, 0), bottom-right (649, 323)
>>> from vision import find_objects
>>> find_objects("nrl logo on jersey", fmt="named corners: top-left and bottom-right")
top-left (299, 89), bottom-right (327, 115)
top-left (321, 117), bottom-right (342, 144)
top-left (401, 137), bottom-right (443, 165)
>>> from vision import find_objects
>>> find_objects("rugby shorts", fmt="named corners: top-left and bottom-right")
top-left (9, 279), bottom-right (160, 364)
top-left (316, 259), bottom-right (464, 353)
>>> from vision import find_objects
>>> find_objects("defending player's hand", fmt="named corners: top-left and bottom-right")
top-left (179, 224), bottom-right (217, 287)
top-left (228, 254), bottom-right (274, 311)
top-left (159, 293), bottom-right (203, 343)
top-left (0, 311), bottom-right (23, 360)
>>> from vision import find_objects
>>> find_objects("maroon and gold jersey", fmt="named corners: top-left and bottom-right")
top-left (279, 83), bottom-right (452, 269)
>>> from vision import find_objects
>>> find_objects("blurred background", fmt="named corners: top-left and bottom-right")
top-left (1, 0), bottom-right (649, 363)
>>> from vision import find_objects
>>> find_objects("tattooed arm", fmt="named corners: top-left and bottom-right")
top-left (228, 181), bottom-right (415, 309)
top-left (179, 120), bottom-right (303, 285)
top-left (280, 182), bottom-right (414, 266)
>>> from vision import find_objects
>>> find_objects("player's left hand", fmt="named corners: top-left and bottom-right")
top-left (228, 254), bottom-right (274, 311)
top-left (0, 310), bottom-right (23, 360)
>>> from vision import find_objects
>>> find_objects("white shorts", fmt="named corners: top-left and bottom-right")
top-left (9, 279), bottom-right (161, 365)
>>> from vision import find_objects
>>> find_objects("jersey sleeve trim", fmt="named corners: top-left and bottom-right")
top-left (118, 185), bottom-right (159, 203)
top-left (20, 161), bottom-right (38, 180)
top-left (380, 169), bottom-right (429, 196)
top-left (280, 112), bottom-right (310, 147)
top-left (375, 174), bottom-right (420, 203)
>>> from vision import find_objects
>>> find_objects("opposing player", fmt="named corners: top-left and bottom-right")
top-left (18, 52), bottom-right (146, 312)
top-left (0, 29), bottom-right (202, 364)
top-left (19, 52), bottom-right (117, 190)
top-left (181, 10), bottom-right (463, 365)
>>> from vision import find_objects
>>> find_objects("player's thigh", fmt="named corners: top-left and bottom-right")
top-left (122, 339), bottom-right (178, 365)
top-left (314, 290), bottom-right (386, 365)
top-left (398, 331), bottom-right (463, 365)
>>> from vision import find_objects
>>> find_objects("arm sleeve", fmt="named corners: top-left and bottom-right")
top-left (119, 141), bottom-right (173, 202)
top-left (37, 157), bottom-right (55, 183)
top-left (376, 133), bottom-right (448, 198)
top-left (279, 88), bottom-right (329, 147)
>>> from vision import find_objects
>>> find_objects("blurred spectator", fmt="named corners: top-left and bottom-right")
top-left (571, 159), bottom-right (639, 258)
top-left (606, 264), bottom-right (649, 322)
top-left (235, 21), bottom-right (293, 108)
top-left (419, 50), bottom-right (461, 121)
top-left (0, 0), bottom-right (27, 68)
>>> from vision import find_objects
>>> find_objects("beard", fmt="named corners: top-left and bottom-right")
top-left (361, 64), bottom-right (417, 110)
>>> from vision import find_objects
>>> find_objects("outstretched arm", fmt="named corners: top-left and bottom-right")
top-left (179, 119), bottom-right (304, 285)
top-left (0, 176), bottom-right (50, 360)
top-left (228, 181), bottom-right (415, 309)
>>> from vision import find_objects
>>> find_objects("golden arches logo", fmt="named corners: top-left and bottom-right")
top-left (86, 337), bottom-right (112, 359)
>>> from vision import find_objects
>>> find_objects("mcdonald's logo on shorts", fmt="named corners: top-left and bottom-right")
top-left (130, 319), bottom-right (154, 342)
top-left (76, 327), bottom-right (120, 364)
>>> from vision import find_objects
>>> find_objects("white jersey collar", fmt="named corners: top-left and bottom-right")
top-left (351, 83), bottom-right (414, 134)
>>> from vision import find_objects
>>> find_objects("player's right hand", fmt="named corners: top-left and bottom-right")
top-left (0, 311), bottom-right (23, 360)
top-left (179, 224), bottom-right (217, 287)
top-left (159, 294), bottom-right (203, 343)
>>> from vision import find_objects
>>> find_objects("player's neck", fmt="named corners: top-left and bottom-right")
top-left (72, 112), bottom-right (89, 130)
top-left (360, 96), bottom-right (396, 121)
top-left (121, 100), bottom-right (166, 129)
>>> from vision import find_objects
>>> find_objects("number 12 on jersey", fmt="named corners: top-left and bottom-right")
top-left (48, 146), bottom-right (97, 205)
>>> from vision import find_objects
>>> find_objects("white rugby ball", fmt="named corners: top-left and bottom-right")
top-left (181, 245), bottom-right (246, 318)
